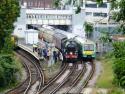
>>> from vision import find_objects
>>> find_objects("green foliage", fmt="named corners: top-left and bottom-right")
top-left (52, 0), bottom-right (61, 8)
top-left (110, 0), bottom-right (118, 9)
top-left (0, 0), bottom-right (21, 91)
top-left (96, 54), bottom-right (114, 88)
top-left (75, 6), bottom-right (81, 14)
top-left (110, 0), bottom-right (125, 88)
top-left (96, 0), bottom-right (103, 5)
top-left (0, 0), bottom-right (20, 53)
top-left (0, 55), bottom-right (20, 87)
top-left (113, 42), bottom-right (125, 58)
top-left (99, 30), bottom-right (112, 43)
top-left (84, 22), bottom-right (93, 38)
top-left (113, 42), bottom-right (125, 88)
top-left (108, 88), bottom-right (124, 94)
top-left (111, 0), bottom-right (125, 34)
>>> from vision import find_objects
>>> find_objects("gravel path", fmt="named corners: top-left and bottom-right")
top-left (87, 60), bottom-right (102, 87)
top-left (81, 61), bottom-right (108, 94)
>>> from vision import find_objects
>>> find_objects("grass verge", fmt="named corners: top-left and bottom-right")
top-left (96, 55), bottom-right (114, 88)
top-left (96, 53), bottom-right (124, 94)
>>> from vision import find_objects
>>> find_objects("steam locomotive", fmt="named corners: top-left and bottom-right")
top-left (39, 26), bottom-right (78, 63)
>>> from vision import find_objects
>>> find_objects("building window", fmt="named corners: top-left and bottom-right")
top-left (93, 12), bottom-right (107, 17)
top-left (30, 2), bottom-right (33, 6)
top-left (34, 15), bottom-right (36, 19)
top-left (86, 12), bottom-right (92, 16)
top-left (18, 28), bottom-right (22, 30)
top-left (85, 4), bottom-right (97, 8)
top-left (29, 15), bottom-right (33, 19)
top-left (98, 3), bottom-right (107, 8)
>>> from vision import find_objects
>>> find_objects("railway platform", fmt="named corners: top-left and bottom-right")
top-left (17, 38), bottom-right (61, 61)
top-left (17, 39), bottom-right (40, 60)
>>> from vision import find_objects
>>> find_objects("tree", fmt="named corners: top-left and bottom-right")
top-left (75, 5), bottom-right (81, 14)
top-left (0, 0), bottom-right (20, 53)
top-left (99, 30), bottom-right (112, 43)
top-left (110, 0), bottom-right (125, 34)
top-left (52, 0), bottom-right (61, 9)
top-left (0, 55), bottom-right (21, 88)
top-left (110, 0), bottom-right (125, 88)
top-left (84, 22), bottom-right (94, 38)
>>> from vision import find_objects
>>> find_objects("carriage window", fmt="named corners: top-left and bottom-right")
top-left (84, 44), bottom-right (94, 51)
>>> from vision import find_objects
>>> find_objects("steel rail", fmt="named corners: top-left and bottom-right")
top-left (65, 63), bottom-right (86, 94)
top-left (18, 49), bottom-right (44, 94)
top-left (38, 63), bottom-right (68, 94)
top-left (48, 64), bottom-right (76, 94)
top-left (78, 61), bottom-right (95, 93)
top-left (6, 49), bottom-right (45, 94)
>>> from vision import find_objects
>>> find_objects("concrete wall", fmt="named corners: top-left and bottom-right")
top-left (13, 6), bottom-right (26, 38)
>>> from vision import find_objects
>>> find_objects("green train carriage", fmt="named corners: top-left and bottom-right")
top-left (75, 37), bottom-right (96, 60)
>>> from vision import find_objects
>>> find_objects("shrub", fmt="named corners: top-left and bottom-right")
top-left (0, 54), bottom-right (21, 88)
top-left (112, 42), bottom-right (125, 88)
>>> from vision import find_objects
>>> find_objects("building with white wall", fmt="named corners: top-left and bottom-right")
top-left (14, 0), bottom-right (117, 40)
top-left (79, 0), bottom-right (116, 41)
top-left (25, 29), bottom-right (38, 44)
top-left (13, 6), bottom-right (26, 38)
top-left (13, 3), bottom-right (86, 38)
top-left (64, 0), bottom-right (117, 40)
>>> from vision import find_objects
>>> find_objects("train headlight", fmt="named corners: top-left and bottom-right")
top-left (70, 52), bottom-right (73, 55)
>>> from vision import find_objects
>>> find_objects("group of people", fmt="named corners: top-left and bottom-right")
top-left (32, 42), bottom-right (63, 64)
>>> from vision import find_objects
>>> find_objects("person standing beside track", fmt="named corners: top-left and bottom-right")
top-left (33, 44), bottom-right (37, 52)
top-left (43, 48), bottom-right (47, 59)
top-left (33, 44), bottom-right (35, 52)
top-left (47, 47), bottom-right (51, 60)
top-left (53, 47), bottom-right (58, 63)
top-left (48, 47), bottom-right (55, 67)
top-left (59, 52), bottom-right (63, 61)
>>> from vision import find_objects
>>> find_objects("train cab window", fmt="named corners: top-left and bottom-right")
top-left (84, 44), bottom-right (94, 51)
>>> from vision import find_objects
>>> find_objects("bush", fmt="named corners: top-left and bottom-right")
top-left (112, 41), bottom-right (125, 88)
top-left (113, 42), bottom-right (125, 58)
top-left (0, 54), bottom-right (21, 88)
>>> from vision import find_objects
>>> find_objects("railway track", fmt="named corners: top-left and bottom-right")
top-left (39, 63), bottom-right (68, 90)
top-left (6, 49), bottom-right (44, 94)
top-left (38, 63), bottom-right (75, 94)
top-left (58, 62), bottom-right (86, 94)
top-left (68, 61), bottom-right (95, 93)
top-left (6, 48), bottom-right (95, 94)
top-left (79, 61), bottom-right (95, 92)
